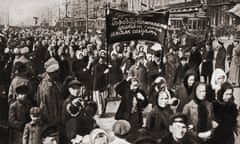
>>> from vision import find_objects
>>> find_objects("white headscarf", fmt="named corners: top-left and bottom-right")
top-left (211, 68), bottom-right (227, 91)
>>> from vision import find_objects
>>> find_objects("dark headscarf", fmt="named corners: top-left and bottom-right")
top-left (192, 82), bottom-right (208, 132)
top-left (183, 69), bottom-right (197, 96)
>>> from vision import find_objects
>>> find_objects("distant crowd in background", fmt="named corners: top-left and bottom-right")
top-left (0, 26), bottom-right (239, 144)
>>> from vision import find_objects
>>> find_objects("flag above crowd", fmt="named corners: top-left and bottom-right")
top-left (106, 8), bottom-right (169, 44)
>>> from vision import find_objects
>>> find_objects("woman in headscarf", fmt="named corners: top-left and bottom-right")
top-left (145, 91), bottom-right (174, 140)
top-left (212, 82), bottom-right (238, 144)
top-left (89, 128), bottom-right (113, 144)
top-left (148, 76), bottom-right (174, 107)
top-left (175, 69), bottom-right (198, 112)
top-left (183, 82), bottom-right (217, 143)
top-left (211, 68), bottom-right (227, 99)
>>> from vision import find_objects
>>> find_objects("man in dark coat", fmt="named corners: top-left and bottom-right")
top-left (173, 56), bottom-right (189, 88)
top-left (214, 41), bottom-right (226, 71)
top-left (146, 52), bottom-right (163, 89)
top-left (62, 79), bottom-right (97, 142)
top-left (128, 53), bottom-right (148, 93)
top-left (92, 50), bottom-right (110, 115)
top-left (37, 57), bottom-right (64, 125)
top-left (201, 42), bottom-right (214, 83)
top-left (188, 44), bottom-right (202, 77)
top-left (8, 62), bottom-right (30, 104)
top-left (115, 77), bottom-right (148, 131)
top-left (8, 85), bottom-right (33, 144)
top-left (160, 113), bottom-right (193, 144)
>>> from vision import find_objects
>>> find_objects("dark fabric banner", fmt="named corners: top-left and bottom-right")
top-left (106, 8), bottom-right (169, 44)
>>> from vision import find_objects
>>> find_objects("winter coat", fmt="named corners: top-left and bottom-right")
top-left (115, 80), bottom-right (148, 130)
top-left (173, 63), bottom-right (189, 88)
top-left (215, 47), bottom-right (226, 70)
top-left (36, 74), bottom-right (64, 124)
top-left (72, 57), bottom-right (89, 83)
top-left (109, 58), bottom-right (123, 85)
top-left (8, 75), bottom-right (29, 104)
top-left (62, 95), bottom-right (97, 140)
top-left (188, 50), bottom-right (202, 74)
top-left (22, 121), bottom-right (44, 144)
top-left (182, 100), bottom-right (214, 136)
top-left (8, 100), bottom-right (32, 144)
top-left (145, 106), bottom-right (173, 139)
top-left (93, 62), bottom-right (108, 91)
top-left (121, 57), bottom-right (135, 75)
top-left (201, 49), bottom-right (214, 77)
top-left (146, 61), bottom-right (163, 88)
top-left (175, 70), bottom-right (197, 112)
top-left (165, 52), bottom-right (179, 88)
top-left (212, 101), bottom-right (238, 144)
top-left (128, 63), bottom-right (148, 93)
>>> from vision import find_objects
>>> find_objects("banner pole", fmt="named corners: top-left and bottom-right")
top-left (105, 4), bottom-right (110, 108)
top-left (161, 11), bottom-right (169, 75)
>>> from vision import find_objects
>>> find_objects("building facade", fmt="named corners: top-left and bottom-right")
top-left (206, 0), bottom-right (240, 37)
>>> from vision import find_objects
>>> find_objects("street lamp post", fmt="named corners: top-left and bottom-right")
top-left (65, 0), bottom-right (68, 18)
top-left (86, 0), bottom-right (88, 33)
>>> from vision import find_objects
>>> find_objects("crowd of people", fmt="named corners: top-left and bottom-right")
top-left (0, 26), bottom-right (239, 144)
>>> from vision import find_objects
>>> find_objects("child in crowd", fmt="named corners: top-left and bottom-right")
top-left (23, 107), bottom-right (44, 144)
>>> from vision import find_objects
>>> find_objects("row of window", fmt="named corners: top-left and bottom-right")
top-left (171, 19), bottom-right (208, 30)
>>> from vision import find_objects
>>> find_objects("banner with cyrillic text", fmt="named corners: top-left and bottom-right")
top-left (106, 8), bottom-right (169, 44)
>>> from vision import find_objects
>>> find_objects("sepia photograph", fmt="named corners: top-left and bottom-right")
top-left (0, 0), bottom-right (240, 144)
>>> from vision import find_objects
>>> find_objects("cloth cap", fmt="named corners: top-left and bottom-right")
top-left (112, 120), bottom-right (131, 137)
top-left (170, 113), bottom-right (188, 125)
top-left (30, 107), bottom-right (41, 116)
top-left (68, 79), bottom-right (82, 88)
top-left (16, 85), bottom-right (29, 94)
top-left (44, 58), bottom-right (59, 73)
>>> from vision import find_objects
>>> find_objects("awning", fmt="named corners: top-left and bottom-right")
top-left (228, 4), bottom-right (240, 17)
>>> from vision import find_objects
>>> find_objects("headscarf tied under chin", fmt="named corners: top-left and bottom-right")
top-left (153, 77), bottom-right (171, 102)
top-left (192, 82), bottom-right (209, 132)
top-left (211, 68), bottom-right (227, 92)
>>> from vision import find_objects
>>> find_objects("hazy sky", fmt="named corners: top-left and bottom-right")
top-left (0, 0), bottom-right (60, 25)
